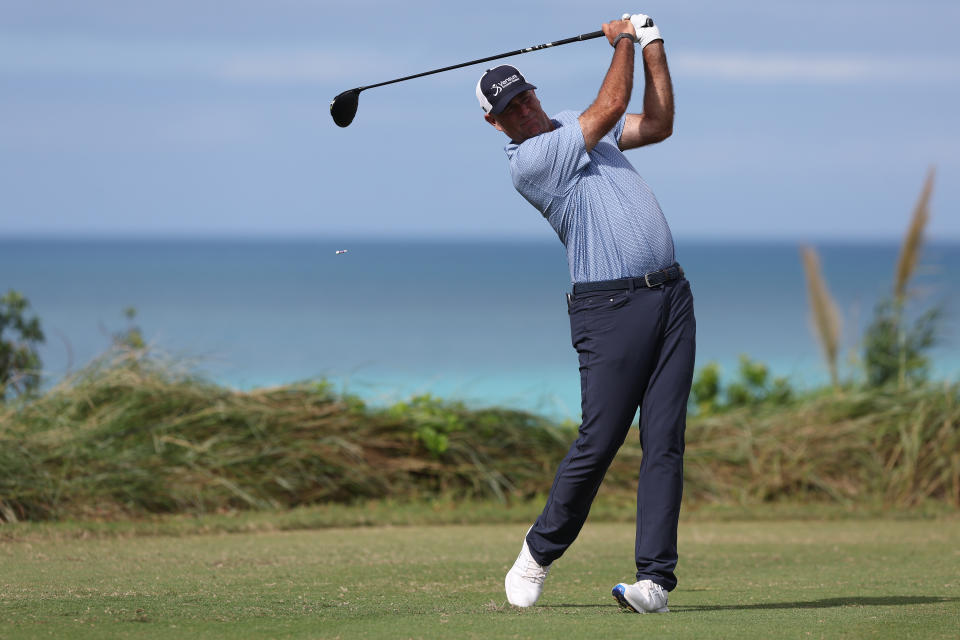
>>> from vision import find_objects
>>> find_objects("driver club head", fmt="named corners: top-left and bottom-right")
top-left (330, 89), bottom-right (361, 127)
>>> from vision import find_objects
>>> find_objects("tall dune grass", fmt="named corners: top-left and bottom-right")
top-left (0, 351), bottom-right (571, 522)
top-left (1, 350), bottom-right (957, 523)
top-left (675, 384), bottom-right (960, 506)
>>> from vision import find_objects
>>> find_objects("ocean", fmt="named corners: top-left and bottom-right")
top-left (3, 238), bottom-right (958, 419)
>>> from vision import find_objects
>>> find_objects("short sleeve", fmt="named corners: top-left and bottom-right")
top-left (508, 112), bottom-right (590, 196)
top-left (612, 115), bottom-right (626, 145)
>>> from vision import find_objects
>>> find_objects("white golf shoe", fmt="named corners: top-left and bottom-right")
top-left (504, 532), bottom-right (551, 607)
top-left (611, 579), bottom-right (669, 613)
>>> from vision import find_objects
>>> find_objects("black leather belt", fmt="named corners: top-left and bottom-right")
top-left (572, 263), bottom-right (684, 295)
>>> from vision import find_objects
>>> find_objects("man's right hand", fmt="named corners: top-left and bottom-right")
top-left (602, 17), bottom-right (637, 47)
top-left (621, 13), bottom-right (662, 49)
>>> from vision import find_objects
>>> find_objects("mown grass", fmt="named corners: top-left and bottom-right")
top-left (3, 497), bottom-right (952, 545)
top-left (2, 519), bottom-right (958, 639)
top-left (1, 350), bottom-right (958, 523)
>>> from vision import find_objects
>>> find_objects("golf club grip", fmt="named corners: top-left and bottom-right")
top-left (361, 30), bottom-right (606, 92)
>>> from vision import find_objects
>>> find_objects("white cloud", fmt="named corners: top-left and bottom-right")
top-left (0, 35), bottom-right (400, 85)
top-left (671, 51), bottom-right (960, 84)
top-left (3, 33), bottom-right (959, 87)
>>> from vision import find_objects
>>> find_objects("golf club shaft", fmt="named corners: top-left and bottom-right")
top-left (358, 30), bottom-right (604, 92)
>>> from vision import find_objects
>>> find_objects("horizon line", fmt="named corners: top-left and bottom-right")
top-left (3, 232), bottom-right (960, 247)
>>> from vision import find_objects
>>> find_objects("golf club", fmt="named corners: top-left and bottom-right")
top-left (329, 19), bottom-right (652, 128)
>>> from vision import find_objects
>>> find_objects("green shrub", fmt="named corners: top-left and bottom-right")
top-left (691, 355), bottom-right (793, 416)
top-left (114, 307), bottom-right (146, 350)
top-left (386, 394), bottom-right (465, 456)
top-left (863, 298), bottom-right (941, 389)
top-left (0, 290), bottom-right (45, 402)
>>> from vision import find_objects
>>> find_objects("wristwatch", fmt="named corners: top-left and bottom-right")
top-left (612, 32), bottom-right (636, 47)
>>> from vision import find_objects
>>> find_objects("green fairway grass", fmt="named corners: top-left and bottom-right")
top-left (2, 519), bottom-right (958, 639)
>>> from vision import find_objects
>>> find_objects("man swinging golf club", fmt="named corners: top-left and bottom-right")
top-left (478, 14), bottom-right (695, 613)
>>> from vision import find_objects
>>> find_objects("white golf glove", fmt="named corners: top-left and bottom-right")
top-left (622, 13), bottom-right (662, 49)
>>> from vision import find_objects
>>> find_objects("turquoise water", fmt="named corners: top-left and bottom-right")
top-left (3, 238), bottom-right (958, 419)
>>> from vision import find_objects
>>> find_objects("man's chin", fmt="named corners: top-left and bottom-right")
top-left (510, 125), bottom-right (547, 143)
top-left (522, 124), bottom-right (547, 139)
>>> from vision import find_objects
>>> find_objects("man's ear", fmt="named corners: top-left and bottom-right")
top-left (484, 113), bottom-right (503, 132)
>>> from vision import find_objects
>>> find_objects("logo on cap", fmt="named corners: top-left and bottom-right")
top-left (491, 74), bottom-right (520, 96)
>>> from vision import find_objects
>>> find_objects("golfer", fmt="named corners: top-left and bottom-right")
top-left (477, 14), bottom-right (695, 613)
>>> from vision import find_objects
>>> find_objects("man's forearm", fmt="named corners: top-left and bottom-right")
top-left (597, 39), bottom-right (635, 117)
top-left (579, 38), bottom-right (635, 151)
top-left (640, 41), bottom-right (673, 139)
top-left (617, 40), bottom-right (673, 150)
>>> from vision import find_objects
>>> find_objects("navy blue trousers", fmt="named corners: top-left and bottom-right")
top-left (526, 277), bottom-right (696, 592)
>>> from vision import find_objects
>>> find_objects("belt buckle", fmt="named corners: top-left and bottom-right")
top-left (644, 272), bottom-right (660, 288)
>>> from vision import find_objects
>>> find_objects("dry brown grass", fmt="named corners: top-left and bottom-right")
top-left (2, 351), bottom-right (958, 523)
top-left (674, 384), bottom-right (960, 508)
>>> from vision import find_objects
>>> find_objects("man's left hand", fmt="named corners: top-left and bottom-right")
top-left (621, 13), bottom-right (663, 49)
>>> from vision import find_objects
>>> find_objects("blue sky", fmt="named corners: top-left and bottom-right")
top-left (1, 0), bottom-right (958, 241)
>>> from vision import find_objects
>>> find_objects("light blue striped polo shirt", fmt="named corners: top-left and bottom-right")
top-left (505, 110), bottom-right (675, 284)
